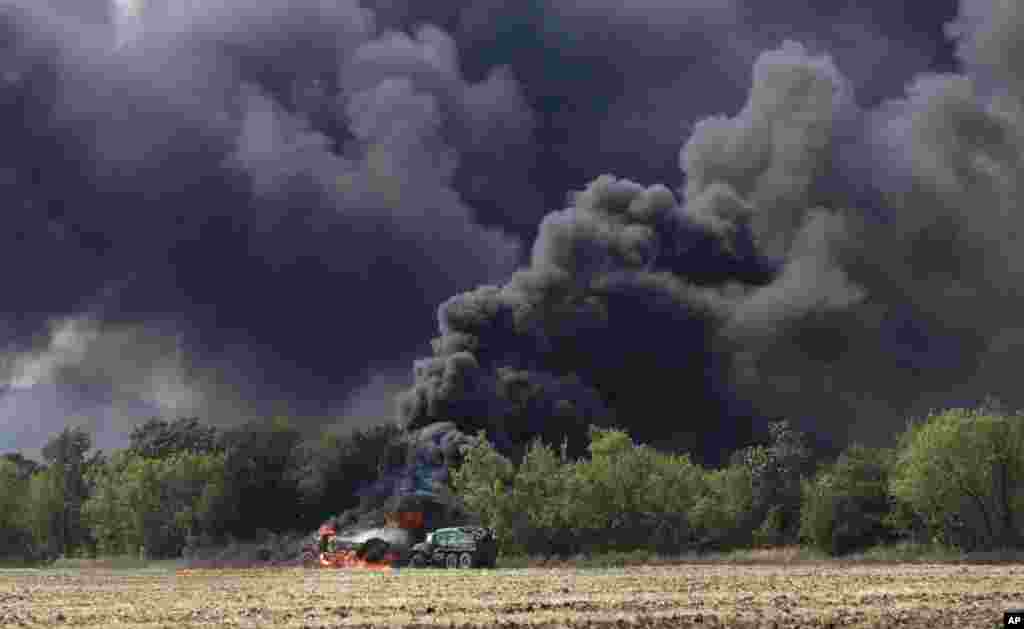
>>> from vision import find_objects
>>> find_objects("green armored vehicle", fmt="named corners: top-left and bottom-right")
top-left (408, 526), bottom-right (497, 569)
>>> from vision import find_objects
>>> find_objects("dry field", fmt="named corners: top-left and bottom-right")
top-left (1, 562), bottom-right (1022, 628)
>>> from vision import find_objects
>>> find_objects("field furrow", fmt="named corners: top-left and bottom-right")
top-left (0, 564), bottom-right (1021, 628)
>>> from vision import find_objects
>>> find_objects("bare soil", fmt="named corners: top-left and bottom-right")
top-left (0, 563), bottom-right (1021, 628)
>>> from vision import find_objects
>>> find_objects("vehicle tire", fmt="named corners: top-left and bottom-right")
top-left (361, 539), bottom-right (390, 563)
top-left (458, 552), bottom-right (474, 569)
top-left (410, 553), bottom-right (427, 568)
top-left (445, 553), bottom-right (458, 569)
top-left (301, 548), bottom-right (316, 567)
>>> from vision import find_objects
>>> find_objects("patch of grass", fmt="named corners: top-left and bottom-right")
top-left (495, 549), bottom-right (839, 573)
top-left (699, 546), bottom-right (832, 563)
top-left (44, 556), bottom-right (187, 571)
top-left (847, 542), bottom-right (964, 562)
top-left (846, 542), bottom-right (1024, 563)
top-left (495, 543), bottom-right (1024, 569)
top-left (0, 559), bottom-right (44, 569)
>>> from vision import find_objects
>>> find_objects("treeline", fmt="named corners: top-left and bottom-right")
top-left (0, 417), bottom-right (402, 561)
top-left (3, 404), bottom-right (1023, 562)
top-left (454, 408), bottom-right (1024, 557)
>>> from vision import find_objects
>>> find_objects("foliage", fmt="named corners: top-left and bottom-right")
top-left (450, 431), bottom-right (518, 550)
top-left (455, 426), bottom-right (705, 556)
top-left (689, 463), bottom-right (755, 550)
top-left (82, 450), bottom-right (226, 558)
top-left (889, 407), bottom-right (1024, 550)
top-left (37, 427), bottom-right (95, 557)
top-left (800, 444), bottom-right (895, 555)
top-left (0, 460), bottom-right (34, 559)
top-left (294, 423), bottom-right (404, 529)
top-left (128, 417), bottom-right (221, 459)
top-left (1, 453), bottom-right (42, 480)
top-left (744, 420), bottom-right (812, 546)
top-left (571, 427), bottom-right (700, 553)
top-left (9, 401), bottom-right (1024, 562)
top-left (212, 416), bottom-right (304, 538)
top-left (24, 465), bottom-right (65, 559)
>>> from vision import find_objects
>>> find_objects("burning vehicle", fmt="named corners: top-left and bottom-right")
top-left (311, 512), bottom-right (420, 569)
top-left (298, 423), bottom-right (497, 569)
top-left (301, 494), bottom-right (493, 569)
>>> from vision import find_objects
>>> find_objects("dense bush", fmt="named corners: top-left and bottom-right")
top-left (294, 423), bottom-right (405, 530)
top-left (889, 407), bottom-right (1024, 550)
top-left (82, 450), bottom-right (227, 558)
top-left (800, 444), bottom-right (895, 555)
top-left (454, 427), bottom-right (705, 557)
top-left (689, 463), bottom-right (754, 550)
top-left (0, 460), bottom-right (35, 560)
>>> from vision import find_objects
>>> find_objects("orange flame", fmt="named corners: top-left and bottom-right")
top-left (319, 550), bottom-right (397, 571)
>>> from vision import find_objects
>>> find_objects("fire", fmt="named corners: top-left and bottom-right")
top-left (319, 550), bottom-right (397, 571)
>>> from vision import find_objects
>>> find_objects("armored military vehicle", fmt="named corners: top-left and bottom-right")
top-left (407, 526), bottom-right (497, 569)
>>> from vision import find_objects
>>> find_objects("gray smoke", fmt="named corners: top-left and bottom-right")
top-left (0, 0), bottom-right (527, 455)
top-left (4, 0), bottom-right (1012, 470)
top-left (400, 1), bottom-right (1024, 460)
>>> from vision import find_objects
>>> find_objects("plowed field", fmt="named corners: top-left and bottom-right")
top-left (1, 563), bottom-right (1021, 628)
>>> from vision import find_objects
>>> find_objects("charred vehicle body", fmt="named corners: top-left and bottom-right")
top-left (302, 496), bottom-right (495, 568)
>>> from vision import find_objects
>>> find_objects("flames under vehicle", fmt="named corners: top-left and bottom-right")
top-left (302, 506), bottom-right (496, 569)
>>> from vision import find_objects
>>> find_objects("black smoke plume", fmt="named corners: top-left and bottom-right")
top-left (6, 0), bottom-right (1022, 476)
top-left (400, 1), bottom-right (1024, 465)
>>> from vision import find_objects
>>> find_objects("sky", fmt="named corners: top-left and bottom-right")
top-left (6, 0), bottom-right (1024, 464)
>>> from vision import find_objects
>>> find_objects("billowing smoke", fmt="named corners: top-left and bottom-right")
top-left (0, 0), bottom-right (527, 453)
top-left (399, 41), bottom-right (861, 461)
top-left (401, 0), bottom-right (1024, 464)
top-left (4, 0), bottom-right (1020, 474)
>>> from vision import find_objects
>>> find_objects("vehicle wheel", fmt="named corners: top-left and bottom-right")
top-left (458, 552), bottom-right (474, 569)
top-left (445, 553), bottom-right (458, 569)
top-left (361, 539), bottom-right (390, 563)
top-left (410, 553), bottom-right (427, 568)
top-left (301, 549), bottom-right (316, 567)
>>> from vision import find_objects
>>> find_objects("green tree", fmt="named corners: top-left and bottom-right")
top-left (453, 426), bottom-right (706, 556)
top-left (511, 438), bottom-right (577, 557)
top-left (129, 417), bottom-right (221, 460)
top-left (213, 416), bottom-right (304, 538)
top-left (889, 407), bottom-right (1024, 550)
top-left (451, 431), bottom-right (517, 549)
top-left (1, 453), bottom-right (42, 480)
top-left (800, 444), bottom-right (895, 555)
top-left (82, 450), bottom-right (227, 557)
top-left (25, 465), bottom-right (65, 559)
top-left (41, 427), bottom-right (93, 556)
top-left (0, 460), bottom-right (34, 559)
top-left (570, 427), bottom-right (701, 553)
top-left (295, 423), bottom-right (403, 529)
top-left (689, 463), bottom-right (754, 550)
top-left (729, 420), bottom-right (811, 546)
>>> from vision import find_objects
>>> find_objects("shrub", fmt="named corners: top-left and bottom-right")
top-left (889, 407), bottom-right (1024, 550)
top-left (800, 444), bottom-right (894, 555)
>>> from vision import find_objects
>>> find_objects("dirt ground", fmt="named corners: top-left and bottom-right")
top-left (0, 563), bottom-right (1021, 628)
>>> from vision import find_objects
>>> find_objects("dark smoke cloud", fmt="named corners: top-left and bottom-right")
top-left (400, 42), bottom-right (862, 461)
top-left (401, 0), bottom-right (1024, 463)
top-left (2, 0), bottom-right (1010, 469)
top-left (0, 0), bottom-right (525, 454)
top-left (357, 0), bottom-right (960, 230)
